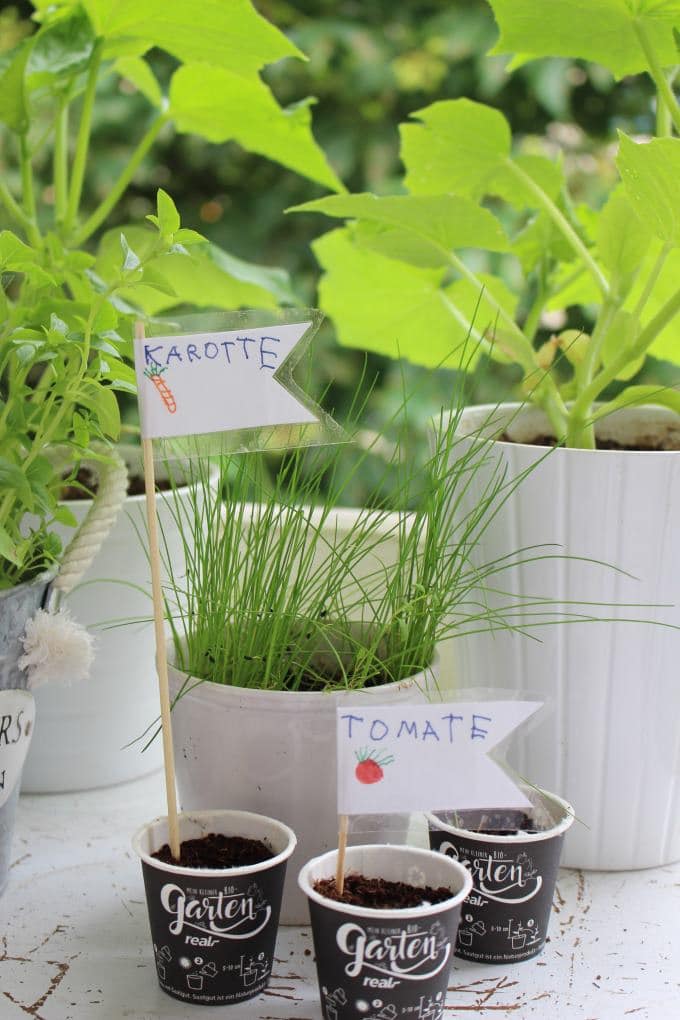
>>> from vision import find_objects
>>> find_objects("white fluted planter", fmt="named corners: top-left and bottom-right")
top-left (22, 449), bottom-right (196, 792)
top-left (451, 403), bottom-right (680, 871)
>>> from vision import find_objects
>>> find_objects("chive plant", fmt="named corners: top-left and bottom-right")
top-left (160, 382), bottom-right (617, 694)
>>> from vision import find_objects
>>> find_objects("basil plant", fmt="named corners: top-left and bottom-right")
top-left (294, 0), bottom-right (680, 449)
top-left (0, 0), bottom-right (341, 589)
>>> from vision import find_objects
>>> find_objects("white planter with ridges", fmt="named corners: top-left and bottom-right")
top-left (451, 403), bottom-right (680, 871)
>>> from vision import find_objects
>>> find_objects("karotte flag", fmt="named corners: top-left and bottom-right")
top-left (336, 700), bottom-right (542, 815)
top-left (134, 320), bottom-right (320, 441)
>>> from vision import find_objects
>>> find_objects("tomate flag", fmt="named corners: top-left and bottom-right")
top-left (336, 700), bottom-right (542, 814)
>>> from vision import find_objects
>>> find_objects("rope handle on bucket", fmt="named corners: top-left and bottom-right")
top-left (48, 446), bottom-right (128, 603)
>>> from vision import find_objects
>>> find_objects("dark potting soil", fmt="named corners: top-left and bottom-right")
top-left (500, 432), bottom-right (680, 452)
top-left (476, 811), bottom-right (540, 836)
top-left (61, 467), bottom-right (172, 500)
top-left (450, 809), bottom-right (541, 837)
top-left (152, 833), bottom-right (274, 869)
top-left (314, 873), bottom-right (453, 909)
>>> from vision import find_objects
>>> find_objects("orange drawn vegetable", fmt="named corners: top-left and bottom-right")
top-left (144, 364), bottom-right (177, 414)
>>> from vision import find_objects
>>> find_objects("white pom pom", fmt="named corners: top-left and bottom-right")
top-left (18, 609), bottom-right (95, 688)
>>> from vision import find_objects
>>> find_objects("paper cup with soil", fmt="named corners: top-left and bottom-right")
top-left (427, 788), bottom-right (573, 964)
top-left (133, 809), bottom-right (296, 1006)
top-left (299, 843), bottom-right (472, 1020)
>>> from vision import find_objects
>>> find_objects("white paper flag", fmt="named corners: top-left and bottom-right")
top-left (134, 321), bottom-right (319, 441)
top-left (336, 701), bottom-right (541, 814)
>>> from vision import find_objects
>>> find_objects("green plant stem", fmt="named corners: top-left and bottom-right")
top-left (633, 241), bottom-right (672, 319)
top-left (634, 21), bottom-right (680, 135)
top-left (522, 277), bottom-right (547, 343)
top-left (65, 40), bottom-right (103, 235)
top-left (571, 285), bottom-right (680, 430)
top-left (0, 174), bottom-right (32, 233)
top-left (505, 158), bottom-right (609, 297)
top-left (447, 251), bottom-right (536, 368)
top-left (19, 135), bottom-right (41, 246)
top-left (446, 252), bottom-right (569, 436)
top-left (54, 101), bottom-right (69, 229)
top-left (73, 112), bottom-right (169, 246)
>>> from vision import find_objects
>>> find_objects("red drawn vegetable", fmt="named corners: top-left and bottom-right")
top-left (354, 747), bottom-right (394, 785)
top-left (144, 363), bottom-right (177, 414)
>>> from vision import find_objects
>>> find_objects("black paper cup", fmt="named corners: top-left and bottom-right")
top-left (298, 844), bottom-right (472, 1020)
top-left (427, 789), bottom-right (573, 964)
top-left (132, 809), bottom-right (296, 1006)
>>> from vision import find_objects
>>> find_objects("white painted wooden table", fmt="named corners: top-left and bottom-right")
top-left (2, 771), bottom-right (678, 1019)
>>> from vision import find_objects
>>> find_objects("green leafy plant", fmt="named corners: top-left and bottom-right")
top-left (162, 384), bottom-right (635, 695)
top-left (0, 0), bottom-right (341, 589)
top-left (292, 0), bottom-right (680, 449)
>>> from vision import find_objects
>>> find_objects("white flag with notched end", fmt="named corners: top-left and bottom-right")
top-left (336, 701), bottom-right (542, 815)
top-left (134, 320), bottom-right (321, 441)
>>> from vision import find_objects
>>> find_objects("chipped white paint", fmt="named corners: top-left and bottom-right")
top-left (2, 772), bottom-right (678, 1018)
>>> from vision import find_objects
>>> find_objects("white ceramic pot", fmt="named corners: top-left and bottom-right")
top-left (22, 449), bottom-right (195, 792)
top-left (168, 653), bottom-right (434, 925)
top-left (450, 403), bottom-right (680, 870)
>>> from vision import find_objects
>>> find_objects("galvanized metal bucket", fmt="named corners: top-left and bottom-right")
top-left (0, 571), bottom-right (53, 894)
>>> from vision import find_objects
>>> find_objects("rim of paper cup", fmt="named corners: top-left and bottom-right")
top-left (132, 809), bottom-right (297, 878)
top-left (298, 844), bottom-right (473, 920)
top-left (425, 790), bottom-right (575, 845)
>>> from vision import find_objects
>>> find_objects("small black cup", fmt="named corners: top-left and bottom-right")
top-left (133, 809), bottom-right (296, 1005)
top-left (427, 789), bottom-right (573, 964)
top-left (299, 844), bottom-right (472, 1020)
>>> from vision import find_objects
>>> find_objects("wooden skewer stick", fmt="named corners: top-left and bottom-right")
top-left (137, 320), bottom-right (181, 861)
top-left (336, 813), bottom-right (349, 896)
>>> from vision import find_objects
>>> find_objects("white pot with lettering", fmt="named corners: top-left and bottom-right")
top-left (450, 403), bottom-right (680, 870)
top-left (133, 809), bottom-right (296, 1006)
top-left (22, 447), bottom-right (197, 792)
top-left (168, 655), bottom-right (434, 926)
top-left (298, 844), bottom-right (472, 1020)
top-left (0, 570), bottom-right (53, 895)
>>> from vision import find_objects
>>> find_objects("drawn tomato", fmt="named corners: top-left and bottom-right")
top-left (354, 748), bottom-right (394, 784)
top-left (355, 758), bottom-right (384, 784)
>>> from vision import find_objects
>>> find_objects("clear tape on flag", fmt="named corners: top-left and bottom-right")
top-left (134, 308), bottom-right (347, 460)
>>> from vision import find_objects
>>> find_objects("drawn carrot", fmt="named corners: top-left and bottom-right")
top-left (144, 363), bottom-right (177, 414)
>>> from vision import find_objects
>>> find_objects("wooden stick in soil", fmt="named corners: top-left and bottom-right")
top-left (336, 814), bottom-right (349, 896)
top-left (137, 321), bottom-right (181, 862)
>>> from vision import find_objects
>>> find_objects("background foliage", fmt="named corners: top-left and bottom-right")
top-left (2, 0), bottom-right (675, 500)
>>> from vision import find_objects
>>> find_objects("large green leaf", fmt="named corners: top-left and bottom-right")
top-left (290, 192), bottom-right (509, 253)
top-left (170, 65), bottom-right (343, 192)
top-left (617, 133), bottom-right (680, 248)
top-left (96, 225), bottom-right (294, 312)
top-left (487, 0), bottom-right (680, 79)
top-left (593, 385), bottom-right (680, 422)
top-left (488, 154), bottom-right (564, 206)
top-left (512, 212), bottom-right (574, 275)
top-left (625, 242), bottom-right (680, 364)
top-left (596, 188), bottom-right (653, 293)
top-left (401, 99), bottom-right (510, 199)
top-left (0, 42), bottom-right (30, 133)
top-left (27, 8), bottom-right (96, 86)
top-left (400, 99), bottom-right (562, 206)
top-left (351, 221), bottom-right (451, 269)
top-left (312, 227), bottom-right (509, 369)
top-left (82, 0), bottom-right (303, 74)
top-left (114, 56), bottom-right (162, 107)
